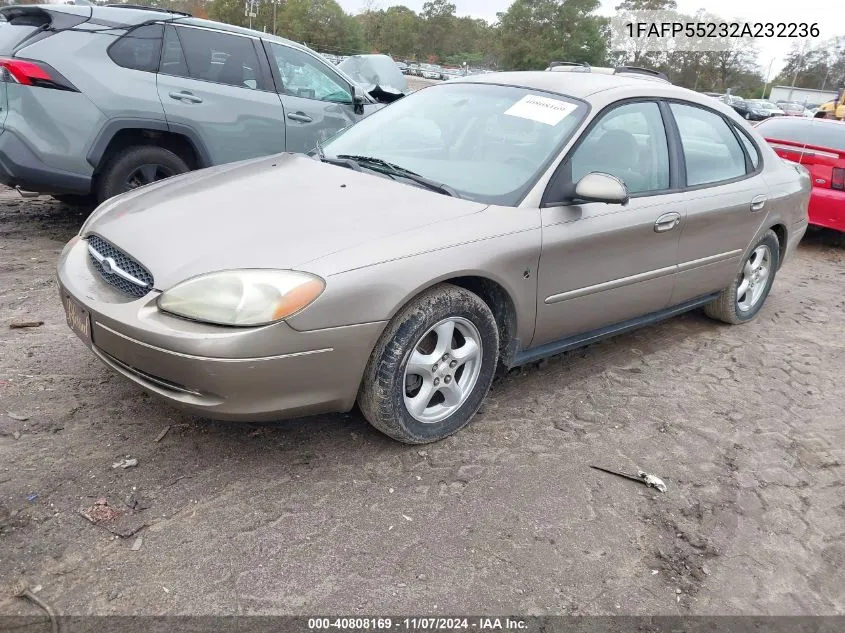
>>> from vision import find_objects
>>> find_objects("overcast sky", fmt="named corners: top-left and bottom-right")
top-left (335, 0), bottom-right (839, 77)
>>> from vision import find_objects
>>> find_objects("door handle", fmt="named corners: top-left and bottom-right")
top-left (287, 112), bottom-right (313, 123)
top-left (750, 194), bottom-right (767, 212)
top-left (169, 91), bottom-right (203, 104)
top-left (654, 212), bottom-right (681, 233)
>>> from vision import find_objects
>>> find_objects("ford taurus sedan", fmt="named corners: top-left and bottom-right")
top-left (58, 69), bottom-right (811, 444)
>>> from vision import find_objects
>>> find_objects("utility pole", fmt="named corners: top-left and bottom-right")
top-left (273, 0), bottom-right (277, 36)
top-left (762, 57), bottom-right (775, 99)
top-left (787, 40), bottom-right (808, 101)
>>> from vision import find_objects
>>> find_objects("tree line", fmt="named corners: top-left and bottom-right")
top-left (23, 0), bottom-right (843, 98)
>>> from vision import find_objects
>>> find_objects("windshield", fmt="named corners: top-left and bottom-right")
top-left (338, 55), bottom-right (408, 94)
top-left (322, 82), bottom-right (587, 205)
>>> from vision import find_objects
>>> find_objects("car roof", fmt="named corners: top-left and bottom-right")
top-left (24, 4), bottom-right (309, 49)
top-left (453, 70), bottom-right (706, 101)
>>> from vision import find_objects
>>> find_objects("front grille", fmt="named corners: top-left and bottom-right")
top-left (86, 234), bottom-right (154, 299)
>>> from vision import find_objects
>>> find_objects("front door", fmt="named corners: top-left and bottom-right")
top-left (533, 100), bottom-right (683, 348)
top-left (263, 42), bottom-right (364, 153)
top-left (156, 24), bottom-right (286, 165)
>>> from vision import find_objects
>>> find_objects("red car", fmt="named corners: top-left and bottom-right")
top-left (756, 117), bottom-right (845, 232)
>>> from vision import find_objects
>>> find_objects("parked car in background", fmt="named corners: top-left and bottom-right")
top-left (419, 63), bottom-right (442, 80)
top-left (0, 4), bottom-right (393, 204)
top-left (58, 68), bottom-right (810, 444)
top-left (720, 95), bottom-right (761, 120)
top-left (776, 101), bottom-right (809, 117)
top-left (745, 100), bottom-right (785, 119)
top-left (758, 117), bottom-right (845, 232)
top-left (396, 60), bottom-right (408, 74)
top-left (337, 54), bottom-right (410, 103)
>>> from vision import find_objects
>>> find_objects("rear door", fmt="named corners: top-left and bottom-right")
top-left (156, 24), bottom-right (285, 165)
top-left (263, 41), bottom-right (362, 153)
top-left (667, 102), bottom-right (771, 305)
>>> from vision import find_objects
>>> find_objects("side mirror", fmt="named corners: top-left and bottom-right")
top-left (573, 172), bottom-right (629, 205)
top-left (352, 85), bottom-right (366, 113)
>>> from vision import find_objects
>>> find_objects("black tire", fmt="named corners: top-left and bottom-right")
top-left (704, 230), bottom-right (780, 325)
top-left (96, 145), bottom-right (189, 203)
top-left (358, 283), bottom-right (499, 444)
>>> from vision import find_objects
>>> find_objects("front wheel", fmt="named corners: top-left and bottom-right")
top-left (704, 229), bottom-right (780, 324)
top-left (357, 284), bottom-right (499, 444)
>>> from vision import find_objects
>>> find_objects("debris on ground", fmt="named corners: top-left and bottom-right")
top-left (153, 425), bottom-right (171, 443)
top-left (80, 498), bottom-right (121, 525)
top-left (130, 537), bottom-right (143, 551)
top-left (10, 579), bottom-right (58, 633)
top-left (79, 497), bottom-right (147, 538)
top-left (591, 465), bottom-right (668, 493)
top-left (112, 457), bottom-right (139, 469)
top-left (26, 494), bottom-right (38, 502)
top-left (9, 321), bottom-right (44, 329)
top-left (638, 470), bottom-right (667, 493)
top-left (12, 431), bottom-right (21, 440)
top-left (6, 412), bottom-right (29, 421)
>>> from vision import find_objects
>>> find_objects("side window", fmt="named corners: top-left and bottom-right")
top-left (570, 101), bottom-right (670, 195)
top-left (268, 43), bottom-right (352, 104)
top-left (670, 103), bottom-right (747, 186)
top-left (168, 26), bottom-right (262, 90)
top-left (108, 24), bottom-right (163, 73)
top-left (734, 126), bottom-right (760, 171)
top-left (160, 25), bottom-right (188, 77)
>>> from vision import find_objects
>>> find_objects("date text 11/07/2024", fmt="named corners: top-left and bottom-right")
top-left (307, 618), bottom-right (528, 630)
top-left (625, 22), bottom-right (820, 38)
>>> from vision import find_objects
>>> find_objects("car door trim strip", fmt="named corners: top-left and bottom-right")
top-left (544, 264), bottom-right (676, 304)
top-left (676, 249), bottom-right (743, 272)
top-left (544, 249), bottom-right (742, 305)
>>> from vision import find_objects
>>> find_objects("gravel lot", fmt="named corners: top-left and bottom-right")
top-left (0, 186), bottom-right (844, 617)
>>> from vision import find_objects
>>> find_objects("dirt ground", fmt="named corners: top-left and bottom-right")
top-left (0, 186), bottom-right (843, 617)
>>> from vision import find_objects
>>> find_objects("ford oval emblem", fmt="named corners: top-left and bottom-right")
top-left (101, 256), bottom-right (117, 275)
top-left (815, 178), bottom-right (826, 185)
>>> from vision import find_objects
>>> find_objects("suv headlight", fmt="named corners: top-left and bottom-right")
top-left (158, 269), bottom-right (325, 327)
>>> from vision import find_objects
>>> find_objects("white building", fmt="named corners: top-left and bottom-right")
top-left (767, 85), bottom-right (839, 107)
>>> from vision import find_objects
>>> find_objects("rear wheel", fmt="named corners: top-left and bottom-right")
top-left (358, 284), bottom-right (499, 444)
top-left (96, 146), bottom-right (189, 203)
top-left (704, 230), bottom-right (780, 324)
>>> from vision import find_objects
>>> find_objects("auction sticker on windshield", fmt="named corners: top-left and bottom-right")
top-left (504, 95), bottom-right (577, 126)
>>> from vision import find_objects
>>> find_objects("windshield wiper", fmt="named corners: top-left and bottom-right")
top-left (334, 154), bottom-right (460, 198)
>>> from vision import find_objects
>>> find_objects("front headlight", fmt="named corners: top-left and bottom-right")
top-left (157, 269), bottom-right (325, 327)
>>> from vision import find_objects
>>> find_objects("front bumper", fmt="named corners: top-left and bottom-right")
top-left (57, 236), bottom-right (386, 421)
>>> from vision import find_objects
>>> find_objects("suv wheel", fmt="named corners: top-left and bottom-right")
top-left (704, 229), bottom-right (780, 324)
top-left (97, 146), bottom-right (189, 203)
top-left (358, 284), bottom-right (499, 444)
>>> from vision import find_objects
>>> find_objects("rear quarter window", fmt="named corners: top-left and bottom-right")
top-left (108, 24), bottom-right (163, 73)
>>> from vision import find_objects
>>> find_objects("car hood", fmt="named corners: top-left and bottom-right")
top-left (83, 153), bottom-right (487, 290)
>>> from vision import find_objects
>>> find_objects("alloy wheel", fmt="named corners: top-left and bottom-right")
top-left (124, 164), bottom-right (176, 191)
top-left (402, 317), bottom-right (483, 424)
top-left (737, 245), bottom-right (771, 312)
